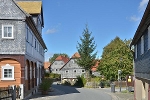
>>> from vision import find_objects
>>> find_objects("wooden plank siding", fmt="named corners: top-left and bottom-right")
top-left (0, 59), bottom-right (21, 87)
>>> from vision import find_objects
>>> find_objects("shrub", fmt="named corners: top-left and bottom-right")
top-left (44, 73), bottom-right (50, 77)
top-left (49, 73), bottom-right (61, 79)
top-left (40, 78), bottom-right (53, 91)
top-left (74, 75), bottom-right (87, 87)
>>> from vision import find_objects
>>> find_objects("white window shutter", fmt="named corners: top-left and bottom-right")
top-left (141, 36), bottom-right (144, 54)
top-left (148, 26), bottom-right (150, 49)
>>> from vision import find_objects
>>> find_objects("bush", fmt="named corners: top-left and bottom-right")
top-left (74, 75), bottom-right (87, 87)
top-left (44, 73), bottom-right (50, 77)
top-left (40, 78), bottom-right (53, 91)
top-left (49, 73), bottom-right (61, 79)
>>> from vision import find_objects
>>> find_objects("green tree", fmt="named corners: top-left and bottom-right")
top-left (76, 25), bottom-right (97, 75)
top-left (49, 53), bottom-right (69, 63)
top-left (98, 37), bottom-right (133, 81)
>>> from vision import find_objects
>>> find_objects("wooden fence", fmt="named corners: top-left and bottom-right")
top-left (0, 85), bottom-right (21, 100)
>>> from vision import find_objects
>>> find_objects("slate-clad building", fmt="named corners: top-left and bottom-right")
top-left (130, 1), bottom-right (150, 100)
top-left (0, 0), bottom-right (47, 99)
top-left (50, 55), bottom-right (69, 74)
top-left (60, 53), bottom-right (85, 82)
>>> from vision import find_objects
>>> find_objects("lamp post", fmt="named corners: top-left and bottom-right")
top-left (118, 70), bottom-right (122, 92)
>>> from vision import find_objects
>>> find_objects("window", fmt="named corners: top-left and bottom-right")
top-left (82, 70), bottom-right (85, 73)
top-left (135, 45), bottom-right (137, 59)
top-left (137, 40), bottom-right (141, 58)
top-left (74, 70), bottom-right (76, 73)
top-left (55, 62), bottom-right (57, 65)
top-left (37, 43), bottom-right (39, 52)
top-left (34, 39), bottom-right (36, 49)
top-left (144, 30), bottom-right (148, 52)
top-left (2, 25), bottom-right (13, 39)
top-left (141, 36), bottom-right (144, 54)
top-left (1, 64), bottom-right (14, 80)
top-left (148, 26), bottom-right (150, 49)
top-left (72, 60), bottom-right (74, 64)
top-left (66, 70), bottom-right (69, 73)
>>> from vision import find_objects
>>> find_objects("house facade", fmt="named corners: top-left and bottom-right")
top-left (130, 1), bottom-right (150, 100)
top-left (60, 53), bottom-right (85, 82)
top-left (50, 55), bottom-right (69, 74)
top-left (44, 62), bottom-right (50, 73)
top-left (91, 60), bottom-right (100, 77)
top-left (0, 0), bottom-right (47, 99)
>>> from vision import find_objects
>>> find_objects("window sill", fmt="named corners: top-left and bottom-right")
top-left (2, 37), bottom-right (14, 39)
top-left (1, 79), bottom-right (15, 81)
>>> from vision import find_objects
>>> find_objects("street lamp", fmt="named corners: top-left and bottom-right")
top-left (118, 70), bottom-right (122, 92)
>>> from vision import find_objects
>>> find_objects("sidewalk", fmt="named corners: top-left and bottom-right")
top-left (99, 87), bottom-right (134, 100)
top-left (27, 88), bottom-right (64, 100)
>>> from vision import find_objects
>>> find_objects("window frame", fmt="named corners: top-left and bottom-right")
top-left (2, 25), bottom-right (14, 39)
top-left (1, 64), bottom-right (15, 80)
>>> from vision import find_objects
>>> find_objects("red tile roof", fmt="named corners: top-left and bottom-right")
top-left (55, 55), bottom-right (69, 63)
top-left (44, 62), bottom-right (50, 69)
top-left (71, 52), bottom-right (80, 58)
top-left (91, 60), bottom-right (100, 72)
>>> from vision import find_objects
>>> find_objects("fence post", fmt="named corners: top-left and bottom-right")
top-left (11, 85), bottom-right (16, 100)
top-left (19, 84), bottom-right (24, 99)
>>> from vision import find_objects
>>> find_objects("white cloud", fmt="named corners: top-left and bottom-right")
top-left (46, 28), bottom-right (57, 34)
top-left (44, 52), bottom-right (54, 61)
top-left (130, 15), bottom-right (140, 22)
top-left (139, 0), bottom-right (149, 12)
top-left (45, 23), bottom-right (61, 34)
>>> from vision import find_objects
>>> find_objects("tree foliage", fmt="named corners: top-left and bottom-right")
top-left (76, 25), bottom-right (97, 71)
top-left (98, 37), bottom-right (133, 81)
top-left (49, 53), bottom-right (69, 63)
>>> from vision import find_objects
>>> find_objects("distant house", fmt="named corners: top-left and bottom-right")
top-left (130, 1), bottom-right (150, 100)
top-left (60, 52), bottom-right (85, 82)
top-left (44, 62), bottom-right (50, 73)
top-left (91, 60), bottom-right (100, 76)
top-left (50, 55), bottom-right (69, 74)
top-left (0, 0), bottom-right (47, 99)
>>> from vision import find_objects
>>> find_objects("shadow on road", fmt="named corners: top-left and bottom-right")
top-left (28, 84), bottom-right (80, 99)
top-left (52, 84), bottom-right (80, 94)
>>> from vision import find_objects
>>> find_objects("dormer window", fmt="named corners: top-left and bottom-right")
top-left (2, 25), bottom-right (14, 39)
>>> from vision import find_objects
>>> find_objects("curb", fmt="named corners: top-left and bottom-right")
top-left (105, 92), bottom-right (120, 100)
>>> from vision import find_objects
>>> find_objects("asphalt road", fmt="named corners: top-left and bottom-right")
top-left (51, 84), bottom-right (112, 100)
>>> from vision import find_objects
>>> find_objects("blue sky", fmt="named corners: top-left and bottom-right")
top-left (42, 0), bottom-right (149, 61)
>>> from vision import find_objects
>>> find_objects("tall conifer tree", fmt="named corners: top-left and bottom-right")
top-left (76, 25), bottom-right (97, 72)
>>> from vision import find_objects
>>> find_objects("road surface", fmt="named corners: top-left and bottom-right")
top-left (51, 84), bottom-right (112, 100)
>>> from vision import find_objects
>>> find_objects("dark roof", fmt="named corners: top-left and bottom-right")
top-left (130, 1), bottom-right (150, 46)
